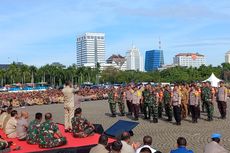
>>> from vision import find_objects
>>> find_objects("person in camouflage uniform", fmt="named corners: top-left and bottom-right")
top-left (149, 87), bottom-right (159, 123)
top-left (201, 81), bottom-right (214, 121)
top-left (163, 85), bottom-right (173, 121)
top-left (108, 87), bottom-right (117, 117)
top-left (117, 87), bottom-right (125, 116)
top-left (142, 84), bottom-right (152, 119)
top-left (27, 112), bottom-right (43, 145)
top-left (38, 113), bottom-right (66, 148)
top-left (72, 108), bottom-right (95, 138)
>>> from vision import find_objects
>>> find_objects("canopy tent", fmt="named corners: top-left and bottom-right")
top-left (203, 73), bottom-right (222, 87)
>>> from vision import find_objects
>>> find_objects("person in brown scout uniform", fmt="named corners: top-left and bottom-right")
top-left (180, 84), bottom-right (189, 119)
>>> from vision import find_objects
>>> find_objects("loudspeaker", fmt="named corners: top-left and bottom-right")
top-left (104, 120), bottom-right (139, 138)
top-left (93, 124), bottom-right (104, 134)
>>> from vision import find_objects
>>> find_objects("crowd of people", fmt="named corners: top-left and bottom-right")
top-left (107, 81), bottom-right (228, 125)
top-left (89, 132), bottom-right (228, 153)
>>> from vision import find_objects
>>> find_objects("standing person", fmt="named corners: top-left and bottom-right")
top-left (204, 133), bottom-right (228, 153)
top-left (62, 81), bottom-right (75, 132)
top-left (189, 85), bottom-right (199, 123)
top-left (126, 86), bottom-right (133, 116)
top-left (38, 113), bottom-right (66, 148)
top-left (142, 85), bottom-right (151, 120)
top-left (217, 81), bottom-right (228, 119)
top-left (110, 141), bottom-right (123, 153)
top-left (163, 85), bottom-right (172, 121)
top-left (170, 137), bottom-right (193, 153)
top-left (149, 88), bottom-right (159, 123)
top-left (27, 112), bottom-right (42, 145)
top-left (171, 85), bottom-right (182, 125)
top-left (117, 87), bottom-right (125, 116)
top-left (202, 81), bottom-right (214, 121)
top-left (108, 87), bottom-right (116, 117)
top-left (132, 86), bottom-right (141, 120)
top-left (16, 111), bottom-right (29, 140)
top-left (201, 82), bottom-right (206, 112)
top-left (157, 88), bottom-right (164, 118)
top-left (181, 84), bottom-right (189, 119)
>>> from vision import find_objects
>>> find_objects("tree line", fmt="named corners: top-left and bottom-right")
top-left (0, 62), bottom-right (230, 86)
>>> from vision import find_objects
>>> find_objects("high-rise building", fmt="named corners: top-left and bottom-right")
top-left (145, 50), bottom-right (164, 71)
top-left (173, 53), bottom-right (205, 67)
top-left (126, 46), bottom-right (144, 71)
top-left (76, 33), bottom-right (105, 67)
top-left (225, 51), bottom-right (230, 63)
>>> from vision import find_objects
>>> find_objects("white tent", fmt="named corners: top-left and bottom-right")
top-left (203, 73), bottom-right (222, 87)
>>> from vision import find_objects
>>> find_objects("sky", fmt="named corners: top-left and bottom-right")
top-left (0, 0), bottom-right (230, 67)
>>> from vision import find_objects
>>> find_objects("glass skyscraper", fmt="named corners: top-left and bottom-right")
top-left (145, 50), bottom-right (164, 71)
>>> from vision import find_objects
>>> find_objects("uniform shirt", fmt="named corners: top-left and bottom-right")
top-left (62, 86), bottom-right (75, 108)
top-left (189, 90), bottom-right (198, 106)
top-left (217, 87), bottom-right (228, 102)
top-left (120, 141), bottom-right (135, 153)
top-left (5, 117), bottom-right (17, 138)
top-left (27, 119), bottom-right (41, 144)
top-left (126, 90), bottom-right (133, 101)
top-left (38, 120), bottom-right (59, 147)
top-left (0, 112), bottom-right (7, 129)
top-left (204, 141), bottom-right (228, 153)
top-left (89, 144), bottom-right (109, 153)
top-left (170, 146), bottom-right (193, 153)
top-left (71, 115), bottom-right (91, 137)
top-left (172, 91), bottom-right (181, 106)
top-left (16, 117), bottom-right (28, 139)
top-left (132, 91), bottom-right (140, 104)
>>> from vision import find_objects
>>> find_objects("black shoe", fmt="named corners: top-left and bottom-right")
top-left (111, 114), bottom-right (116, 117)
top-left (121, 113), bottom-right (125, 116)
top-left (153, 118), bottom-right (158, 123)
top-left (176, 122), bottom-right (181, 125)
top-left (133, 117), bottom-right (139, 121)
top-left (167, 118), bottom-right (172, 121)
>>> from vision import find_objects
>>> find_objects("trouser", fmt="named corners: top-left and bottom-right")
top-left (173, 105), bottom-right (181, 123)
top-left (190, 105), bottom-right (199, 122)
top-left (126, 100), bottom-right (133, 114)
top-left (118, 102), bottom-right (125, 115)
top-left (158, 102), bottom-right (163, 118)
top-left (39, 137), bottom-right (67, 148)
top-left (150, 104), bottom-right (158, 120)
top-left (140, 102), bottom-right (144, 114)
top-left (109, 103), bottom-right (116, 115)
top-left (64, 107), bottom-right (74, 130)
top-left (203, 101), bottom-right (214, 120)
top-left (165, 103), bottom-right (173, 120)
top-left (197, 102), bottom-right (201, 118)
top-left (181, 102), bottom-right (188, 118)
top-left (217, 101), bottom-right (227, 118)
top-left (143, 103), bottom-right (151, 119)
top-left (132, 104), bottom-right (140, 119)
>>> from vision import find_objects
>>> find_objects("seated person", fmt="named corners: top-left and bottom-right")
top-left (2, 107), bottom-right (13, 131)
top-left (5, 110), bottom-right (18, 138)
top-left (71, 108), bottom-right (95, 138)
top-left (0, 109), bottom-right (7, 129)
top-left (110, 141), bottom-right (123, 153)
top-left (38, 113), bottom-right (66, 148)
top-left (89, 134), bottom-right (109, 153)
top-left (170, 137), bottom-right (193, 153)
top-left (136, 135), bottom-right (157, 153)
top-left (27, 112), bottom-right (42, 144)
top-left (16, 111), bottom-right (29, 141)
top-left (0, 136), bottom-right (9, 150)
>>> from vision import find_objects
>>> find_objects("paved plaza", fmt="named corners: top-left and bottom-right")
top-left (17, 100), bottom-right (230, 153)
